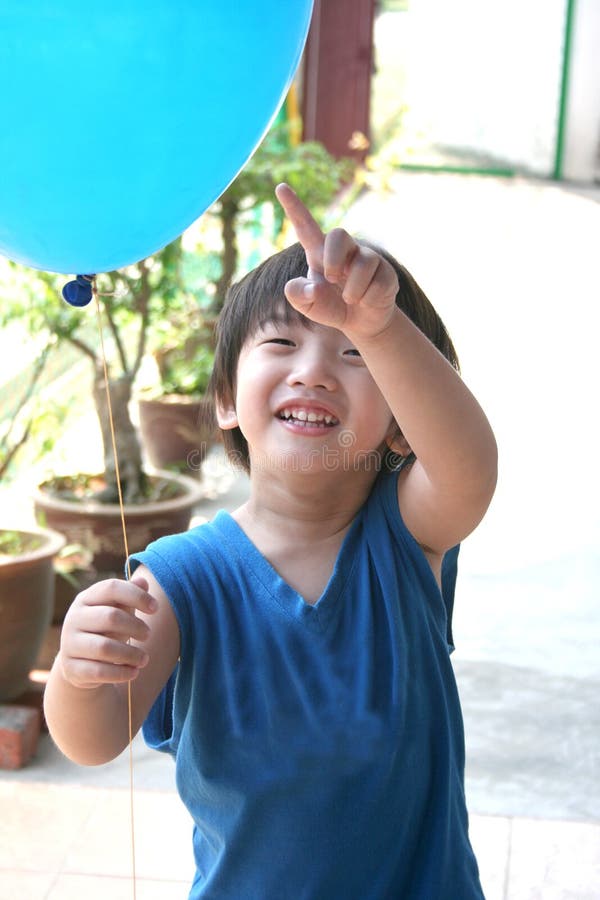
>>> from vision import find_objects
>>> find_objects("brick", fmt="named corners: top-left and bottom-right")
top-left (11, 678), bottom-right (48, 731)
top-left (0, 705), bottom-right (41, 769)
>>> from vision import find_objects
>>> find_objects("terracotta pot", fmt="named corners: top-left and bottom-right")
top-left (138, 394), bottom-right (216, 475)
top-left (0, 527), bottom-right (65, 701)
top-left (33, 470), bottom-right (204, 572)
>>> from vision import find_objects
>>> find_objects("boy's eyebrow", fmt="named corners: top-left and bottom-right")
top-left (257, 313), bottom-right (287, 330)
top-left (256, 310), bottom-right (301, 331)
top-left (255, 306), bottom-right (313, 333)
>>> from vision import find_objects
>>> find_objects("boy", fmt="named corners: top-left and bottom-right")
top-left (45, 184), bottom-right (497, 898)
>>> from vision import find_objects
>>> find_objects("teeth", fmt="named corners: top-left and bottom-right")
top-left (279, 407), bottom-right (337, 425)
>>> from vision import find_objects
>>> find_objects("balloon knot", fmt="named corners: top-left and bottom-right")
top-left (62, 274), bottom-right (96, 307)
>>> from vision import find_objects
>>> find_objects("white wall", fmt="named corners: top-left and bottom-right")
top-left (405, 0), bottom-right (568, 175)
top-left (562, 0), bottom-right (600, 182)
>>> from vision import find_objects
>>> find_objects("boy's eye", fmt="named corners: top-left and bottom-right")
top-left (264, 337), bottom-right (295, 346)
top-left (344, 348), bottom-right (362, 357)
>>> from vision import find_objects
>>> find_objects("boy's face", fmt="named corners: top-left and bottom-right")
top-left (216, 310), bottom-right (396, 476)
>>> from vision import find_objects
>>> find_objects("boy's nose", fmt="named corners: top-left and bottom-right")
top-left (286, 350), bottom-right (337, 391)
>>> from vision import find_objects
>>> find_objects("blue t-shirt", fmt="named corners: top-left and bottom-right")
top-left (130, 471), bottom-right (483, 899)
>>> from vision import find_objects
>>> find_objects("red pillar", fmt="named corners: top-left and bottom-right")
top-left (301, 0), bottom-right (376, 162)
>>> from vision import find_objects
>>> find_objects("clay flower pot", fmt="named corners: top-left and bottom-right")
top-left (138, 394), bottom-right (216, 475)
top-left (33, 470), bottom-right (204, 572)
top-left (0, 527), bottom-right (65, 701)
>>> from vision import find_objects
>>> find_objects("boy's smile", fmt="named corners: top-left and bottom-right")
top-left (276, 401), bottom-right (340, 432)
top-left (217, 315), bottom-right (395, 475)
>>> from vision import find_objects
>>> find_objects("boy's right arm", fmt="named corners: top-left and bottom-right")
top-left (44, 566), bottom-right (179, 766)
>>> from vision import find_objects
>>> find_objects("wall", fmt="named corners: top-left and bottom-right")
top-left (404, 0), bottom-right (567, 176)
top-left (562, 0), bottom-right (600, 181)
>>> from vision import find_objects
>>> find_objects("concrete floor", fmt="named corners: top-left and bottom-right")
top-left (2, 171), bottom-right (600, 898)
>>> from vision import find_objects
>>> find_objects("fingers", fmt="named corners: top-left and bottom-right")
top-left (276, 184), bottom-right (385, 287)
top-left (59, 577), bottom-right (159, 688)
top-left (61, 635), bottom-right (150, 689)
top-left (283, 276), bottom-right (347, 332)
top-left (276, 184), bottom-right (364, 286)
top-left (81, 577), bottom-right (157, 616)
top-left (338, 245), bottom-right (396, 307)
top-left (275, 183), bottom-right (325, 272)
top-left (275, 184), bottom-right (399, 337)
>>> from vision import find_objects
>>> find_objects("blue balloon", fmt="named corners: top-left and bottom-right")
top-left (0, 2), bottom-right (313, 274)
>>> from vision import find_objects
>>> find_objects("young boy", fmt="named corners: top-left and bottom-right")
top-left (45, 184), bottom-right (497, 898)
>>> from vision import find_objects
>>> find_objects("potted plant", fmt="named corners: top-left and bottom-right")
top-left (0, 352), bottom-right (65, 700)
top-left (137, 302), bottom-right (217, 475)
top-left (1, 238), bottom-right (205, 575)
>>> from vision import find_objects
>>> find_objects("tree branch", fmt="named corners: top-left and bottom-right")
top-left (0, 424), bottom-right (32, 480)
top-left (0, 344), bottom-right (49, 478)
top-left (103, 279), bottom-right (130, 376)
top-left (61, 332), bottom-right (98, 362)
top-left (131, 260), bottom-right (151, 378)
top-left (213, 196), bottom-right (239, 313)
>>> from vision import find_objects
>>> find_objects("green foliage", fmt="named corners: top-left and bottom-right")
top-left (220, 122), bottom-right (353, 216)
top-left (0, 530), bottom-right (44, 558)
top-left (0, 342), bottom-right (66, 481)
top-left (155, 342), bottom-right (215, 397)
top-left (37, 471), bottom-right (183, 504)
top-left (378, 0), bottom-right (410, 11)
top-left (0, 238), bottom-right (189, 385)
top-left (144, 252), bottom-right (215, 396)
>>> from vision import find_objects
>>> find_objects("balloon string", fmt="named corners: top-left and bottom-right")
top-left (93, 284), bottom-right (137, 900)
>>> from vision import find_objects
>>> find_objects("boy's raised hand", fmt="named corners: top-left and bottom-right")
top-left (58, 576), bottom-right (157, 690)
top-left (275, 183), bottom-right (399, 341)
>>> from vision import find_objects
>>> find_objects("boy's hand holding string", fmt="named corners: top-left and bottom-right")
top-left (275, 183), bottom-right (497, 558)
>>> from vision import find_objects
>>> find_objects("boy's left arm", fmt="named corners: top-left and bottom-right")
top-left (276, 183), bottom-right (497, 554)
top-left (351, 308), bottom-right (497, 553)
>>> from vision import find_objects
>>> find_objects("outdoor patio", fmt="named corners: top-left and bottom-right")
top-left (1, 169), bottom-right (599, 898)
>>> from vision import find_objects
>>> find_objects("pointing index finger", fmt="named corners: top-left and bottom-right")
top-left (275, 183), bottom-right (324, 272)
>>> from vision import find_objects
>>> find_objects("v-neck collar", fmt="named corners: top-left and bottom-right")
top-left (212, 509), bottom-right (362, 633)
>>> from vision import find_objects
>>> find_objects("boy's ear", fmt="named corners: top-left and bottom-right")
top-left (385, 423), bottom-right (412, 457)
top-left (215, 396), bottom-right (238, 431)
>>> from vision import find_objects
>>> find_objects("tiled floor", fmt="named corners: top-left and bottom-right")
top-left (470, 815), bottom-right (600, 900)
top-left (0, 782), bottom-right (193, 899)
top-left (2, 773), bottom-right (600, 899)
